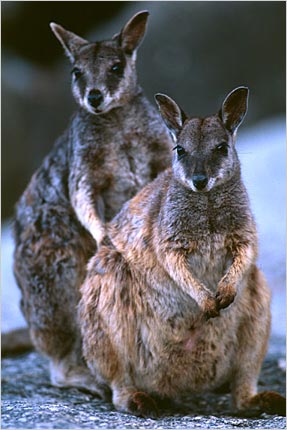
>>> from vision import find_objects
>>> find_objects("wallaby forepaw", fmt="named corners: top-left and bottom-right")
top-left (203, 297), bottom-right (220, 320)
top-left (127, 391), bottom-right (159, 418)
top-left (216, 283), bottom-right (236, 310)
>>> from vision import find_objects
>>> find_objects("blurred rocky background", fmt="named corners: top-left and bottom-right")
top-left (2, 1), bottom-right (285, 220)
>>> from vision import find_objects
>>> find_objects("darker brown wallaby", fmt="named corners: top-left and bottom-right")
top-left (79, 87), bottom-right (286, 416)
top-left (12, 11), bottom-right (172, 394)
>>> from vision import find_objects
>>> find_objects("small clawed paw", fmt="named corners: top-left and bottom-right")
top-left (127, 392), bottom-right (159, 418)
top-left (216, 284), bottom-right (236, 310)
top-left (203, 297), bottom-right (220, 320)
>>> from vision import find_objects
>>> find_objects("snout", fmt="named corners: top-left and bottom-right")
top-left (192, 174), bottom-right (208, 191)
top-left (87, 89), bottom-right (103, 109)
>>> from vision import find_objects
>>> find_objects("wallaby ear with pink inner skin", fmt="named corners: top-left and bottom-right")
top-left (155, 93), bottom-right (187, 140)
top-left (50, 22), bottom-right (88, 62)
top-left (116, 10), bottom-right (149, 55)
top-left (220, 86), bottom-right (249, 134)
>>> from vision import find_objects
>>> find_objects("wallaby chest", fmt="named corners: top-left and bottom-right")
top-left (187, 233), bottom-right (233, 291)
top-left (75, 106), bottom-right (165, 221)
top-left (104, 127), bottom-right (153, 199)
top-left (165, 188), bottom-right (245, 290)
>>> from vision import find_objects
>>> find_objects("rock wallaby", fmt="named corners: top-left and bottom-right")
top-left (79, 87), bottom-right (286, 416)
top-left (13, 11), bottom-right (172, 393)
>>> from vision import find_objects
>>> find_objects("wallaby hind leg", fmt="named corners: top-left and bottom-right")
top-left (232, 266), bottom-right (286, 416)
top-left (13, 206), bottom-right (100, 393)
top-left (111, 382), bottom-right (159, 418)
top-left (50, 337), bottom-right (110, 398)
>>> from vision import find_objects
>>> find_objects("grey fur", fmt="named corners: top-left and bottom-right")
top-left (13, 11), bottom-right (172, 393)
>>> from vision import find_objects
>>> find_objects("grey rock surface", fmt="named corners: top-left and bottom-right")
top-left (2, 337), bottom-right (286, 429)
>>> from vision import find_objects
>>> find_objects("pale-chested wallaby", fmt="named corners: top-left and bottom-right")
top-left (12, 11), bottom-right (172, 394)
top-left (79, 87), bottom-right (285, 416)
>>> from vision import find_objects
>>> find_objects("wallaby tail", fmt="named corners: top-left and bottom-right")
top-left (2, 327), bottom-right (34, 357)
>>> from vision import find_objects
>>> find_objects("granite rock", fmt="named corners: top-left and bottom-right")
top-left (2, 336), bottom-right (286, 429)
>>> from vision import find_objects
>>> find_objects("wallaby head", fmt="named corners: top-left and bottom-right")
top-left (155, 87), bottom-right (249, 193)
top-left (50, 11), bottom-right (149, 115)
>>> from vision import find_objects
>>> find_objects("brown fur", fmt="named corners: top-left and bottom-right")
top-left (79, 87), bottom-right (285, 416)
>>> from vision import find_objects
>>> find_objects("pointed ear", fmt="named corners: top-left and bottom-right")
top-left (220, 86), bottom-right (249, 134)
top-left (155, 93), bottom-right (187, 138)
top-left (118, 11), bottom-right (149, 55)
top-left (50, 22), bottom-right (88, 62)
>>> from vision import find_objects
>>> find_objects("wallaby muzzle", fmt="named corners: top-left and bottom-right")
top-left (192, 174), bottom-right (208, 191)
top-left (87, 89), bottom-right (104, 109)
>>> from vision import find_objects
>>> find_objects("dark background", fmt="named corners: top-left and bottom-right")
top-left (2, 1), bottom-right (286, 220)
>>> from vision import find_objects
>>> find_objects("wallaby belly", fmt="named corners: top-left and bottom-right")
top-left (129, 305), bottom-right (241, 397)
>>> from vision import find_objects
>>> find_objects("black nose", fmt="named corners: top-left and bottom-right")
top-left (87, 89), bottom-right (103, 108)
top-left (192, 174), bottom-right (208, 190)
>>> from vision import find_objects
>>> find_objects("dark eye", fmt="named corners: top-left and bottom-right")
top-left (215, 142), bottom-right (229, 156)
top-left (110, 62), bottom-right (123, 74)
top-left (71, 67), bottom-right (82, 80)
top-left (173, 145), bottom-right (186, 158)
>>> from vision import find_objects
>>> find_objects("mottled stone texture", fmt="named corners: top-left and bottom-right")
top-left (2, 336), bottom-right (285, 429)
